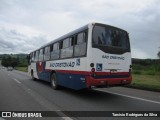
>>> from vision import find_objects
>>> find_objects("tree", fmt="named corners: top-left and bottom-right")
top-left (1, 55), bottom-right (18, 68)
top-left (11, 57), bottom-right (18, 68)
top-left (1, 56), bottom-right (8, 67)
top-left (1, 54), bottom-right (28, 68)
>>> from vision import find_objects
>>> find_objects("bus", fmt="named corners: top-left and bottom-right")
top-left (28, 23), bottom-right (132, 90)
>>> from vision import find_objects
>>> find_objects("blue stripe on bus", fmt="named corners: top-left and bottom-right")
top-left (56, 72), bottom-right (86, 90)
top-left (36, 69), bottom-right (87, 90)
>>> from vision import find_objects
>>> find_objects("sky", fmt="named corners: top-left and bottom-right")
top-left (0, 0), bottom-right (160, 59)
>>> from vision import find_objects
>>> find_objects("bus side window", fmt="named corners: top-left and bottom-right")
top-left (60, 38), bottom-right (73, 58)
top-left (39, 48), bottom-right (44, 61)
top-left (74, 31), bottom-right (87, 57)
top-left (51, 42), bottom-right (60, 60)
top-left (71, 36), bottom-right (74, 46)
top-left (33, 52), bottom-right (36, 62)
top-left (35, 50), bottom-right (39, 62)
top-left (59, 41), bottom-right (63, 49)
top-left (50, 44), bottom-right (53, 52)
top-left (44, 46), bottom-right (50, 61)
top-left (77, 33), bottom-right (84, 44)
top-left (31, 52), bottom-right (35, 62)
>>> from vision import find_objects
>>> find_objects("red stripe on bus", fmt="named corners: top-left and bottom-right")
top-left (56, 70), bottom-right (90, 75)
top-left (45, 69), bottom-right (129, 75)
top-left (86, 75), bottom-right (132, 88)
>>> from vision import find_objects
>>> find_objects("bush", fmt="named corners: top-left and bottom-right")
top-left (132, 64), bottom-right (143, 70)
top-left (133, 71), bottom-right (141, 74)
top-left (145, 71), bottom-right (155, 75)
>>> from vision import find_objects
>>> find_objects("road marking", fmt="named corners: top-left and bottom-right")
top-left (56, 110), bottom-right (73, 120)
top-left (61, 117), bottom-right (73, 120)
top-left (96, 89), bottom-right (160, 105)
top-left (10, 78), bottom-right (72, 120)
top-left (13, 78), bottom-right (21, 84)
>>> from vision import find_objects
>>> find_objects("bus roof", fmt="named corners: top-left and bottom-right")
top-left (31, 22), bottom-right (128, 53)
top-left (39, 23), bottom-right (90, 49)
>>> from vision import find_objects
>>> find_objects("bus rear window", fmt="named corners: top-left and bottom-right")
top-left (92, 25), bottom-right (130, 50)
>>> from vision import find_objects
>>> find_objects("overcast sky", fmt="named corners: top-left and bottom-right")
top-left (0, 0), bottom-right (160, 59)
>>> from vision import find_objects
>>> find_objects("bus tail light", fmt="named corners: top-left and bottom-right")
top-left (130, 65), bottom-right (132, 68)
top-left (129, 65), bottom-right (132, 74)
top-left (91, 68), bottom-right (95, 72)
top-left (91, 68), bottom-right (96, 77)
top-left (129, 69), bottom-right (132, 74)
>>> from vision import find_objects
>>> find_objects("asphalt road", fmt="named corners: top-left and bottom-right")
top-left (0, 68), bottom-right (160, 120)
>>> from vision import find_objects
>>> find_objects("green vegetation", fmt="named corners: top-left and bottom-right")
top-left (16, 67), bottom-right (28, 72)
top-left (131, 74), bottom-right (160, 91)
top-left (130, 58), bottom-right (160, 91)
top-left (0, 54), bottom-right (28, 68)
top-left (132, 58), bottom-right (160, 75)
top-left (0, 54), bottom-right (28, 72)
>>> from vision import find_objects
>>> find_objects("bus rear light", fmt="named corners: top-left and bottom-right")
top-left (91, 68), bottom-right (96, 77)
top-left (90, 63), bottom-right (94, 67)
top-left (130, 65), bottom-right (132, 68)
top-left (91, 68), bottom-right (95, 72)
top-left (129, 69), bottom-right (132, 74)
top-left (129, 65), bottom-right (132, 74)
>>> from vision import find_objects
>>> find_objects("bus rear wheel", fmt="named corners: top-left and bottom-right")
top-left (51, 73), bottom-right (59, 90)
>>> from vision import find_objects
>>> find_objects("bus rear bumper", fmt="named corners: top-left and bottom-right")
top-left (86, 75), bottom-right (132, 88)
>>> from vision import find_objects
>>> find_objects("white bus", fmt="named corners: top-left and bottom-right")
top-left (28, 23), bottom-right (132, 90)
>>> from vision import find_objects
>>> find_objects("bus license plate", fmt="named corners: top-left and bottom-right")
top-left (110, 69), bottom-right (117, 73)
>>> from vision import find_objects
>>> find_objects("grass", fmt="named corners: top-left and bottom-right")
top-left (132, 64), bottom-right (160, 76)
top-left (130, 63), bottom-right (160, 91)
top-left (129, 74), bottom-right (160, 91)
top-left (16, 67), bottom-right (28, 72)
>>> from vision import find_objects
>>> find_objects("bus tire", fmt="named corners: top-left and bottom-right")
top-left (51, 73), bottom-right (59, 90)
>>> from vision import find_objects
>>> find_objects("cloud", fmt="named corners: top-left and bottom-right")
top-left (132, 48), bottom-right (151, 59)
top-left (0, 0), bottom-right (159, 59)
top-left (0, 28), bottom-right (48, 54)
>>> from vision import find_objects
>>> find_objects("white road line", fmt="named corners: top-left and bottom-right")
top-left (62, 117), bottom-right (73, 120)
top-left (13, 78), bottom-right (21, 84)
top-left (96, 89), bottom-right (160, 105)
top-left (56, 110), bottom-right (73, 120)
